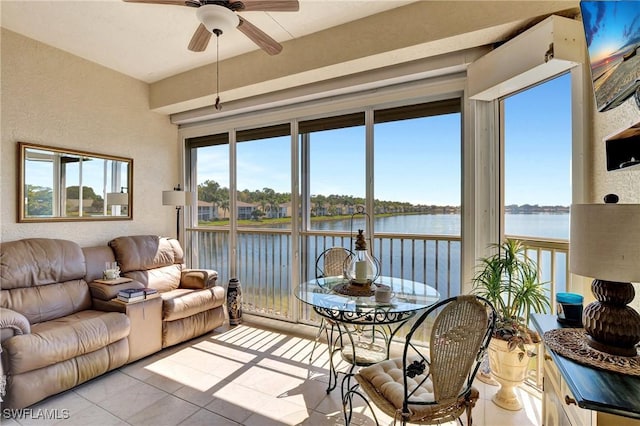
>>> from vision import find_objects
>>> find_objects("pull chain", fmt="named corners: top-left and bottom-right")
top-left (214, 29), bottom-right (222, 110)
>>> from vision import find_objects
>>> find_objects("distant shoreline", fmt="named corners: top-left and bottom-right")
top-left (199, 209), bottom-right (569, 227)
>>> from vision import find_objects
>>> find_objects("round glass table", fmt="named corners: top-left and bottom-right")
top-left (296, 276), bottom-right (440, 393)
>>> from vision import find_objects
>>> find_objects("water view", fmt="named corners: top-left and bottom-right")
top-left (313, 212), bottom-right (570, 240)
top-left (194, 212), bottom-right (569, 310)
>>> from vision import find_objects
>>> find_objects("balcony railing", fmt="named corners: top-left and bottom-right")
top-left (187, 227), bottom-right (568, 388)
top-left (186, 228), bottom-right (567, 318)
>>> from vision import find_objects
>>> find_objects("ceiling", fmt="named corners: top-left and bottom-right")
top-left (0, 0), bottom-right (418, 83)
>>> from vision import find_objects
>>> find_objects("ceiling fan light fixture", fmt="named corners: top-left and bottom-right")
top-left (196, 4), bottom-right (239, 35)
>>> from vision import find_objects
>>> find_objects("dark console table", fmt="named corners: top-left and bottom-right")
top-left (532, 314), bottom-right (640, 424)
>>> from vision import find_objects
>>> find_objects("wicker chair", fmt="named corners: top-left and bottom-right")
top-left (308, 247), bottom-right (353, 365)
top-left (344, 295), bottom-right (496, 426)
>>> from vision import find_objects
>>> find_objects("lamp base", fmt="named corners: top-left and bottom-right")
top-left (582, 280), bottom-right (640, 357)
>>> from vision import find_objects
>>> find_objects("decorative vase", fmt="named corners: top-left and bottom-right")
top-left (227, 278), bottom-right (242, 325)
top-left (488, 338), bottom-right (534, 411)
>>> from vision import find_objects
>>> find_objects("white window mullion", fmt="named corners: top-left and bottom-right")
top-left (229, 130), bottom-right (238, 279)
top-left (365, 108), bottom-right (375, 250)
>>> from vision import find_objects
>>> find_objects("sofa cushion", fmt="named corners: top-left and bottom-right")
top-left (82, 245), bottom-right (117, 283)
top-left (124, 265), bottom-right (182, 292)
top-left (3, 310), bottom-right (130, 375)
top-left (109, 235), bottom-right (180, 273)
top-left (4, 338), bottom-right (129, 410)
top-left (0, 238), bottom-right (86, 290)
top-left (1, 280), bottom-right (91, 325)
top-left (161, 287), bottom-right (225, 322)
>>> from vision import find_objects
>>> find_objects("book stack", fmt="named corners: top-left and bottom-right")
top-left (141, 288), bottom-right (158, 298)
top-left (116, 287), bottom-right (159, 303)
top-left (117, 288), bottom-right (145, 303)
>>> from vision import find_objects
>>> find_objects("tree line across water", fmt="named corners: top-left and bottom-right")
top-left (197, 179), bottom-right (568, 223)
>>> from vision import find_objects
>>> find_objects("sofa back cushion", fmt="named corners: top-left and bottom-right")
top-left (109, 235), bottom-right (183, 292)
top-left (0, 238), bottom-right (91, 324)
top-left (82, 245), bottom-right (117, 283)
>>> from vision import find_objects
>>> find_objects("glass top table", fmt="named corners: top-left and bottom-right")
top-left (296, 276), bottom-right (440, 324)
top-left (296, 276), bottom-right (440, 393)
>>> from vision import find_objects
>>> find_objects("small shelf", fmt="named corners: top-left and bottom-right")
top-left (606, 121), bottom-right (640, 171)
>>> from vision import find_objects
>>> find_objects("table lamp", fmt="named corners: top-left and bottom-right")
top-left (570, 198), bottom-right (640, 357)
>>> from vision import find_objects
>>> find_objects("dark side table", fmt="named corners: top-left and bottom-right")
top-left (532, 313), bottom-right (640, 425)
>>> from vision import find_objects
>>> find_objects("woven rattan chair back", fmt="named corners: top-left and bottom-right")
top-left (397, 295), bottom-right (496, 424)
top-left (344, 295), bottom-right (495, 425)
top-left (315, 247), bottom-right (352, 278)
top-left (428, 295), bottom-right (491, 402)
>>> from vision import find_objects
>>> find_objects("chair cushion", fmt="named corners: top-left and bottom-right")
top-left (358, 357), bottom-right (435, 410)
top-left (3, 310), bottom-right (130, 374)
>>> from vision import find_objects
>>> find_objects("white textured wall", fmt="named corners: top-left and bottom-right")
top-left (591, 99), bottom-right (640, 204)
top-left (588, 91), bottom-right (640, 312)
top-left (1, 29), bottom-right (178, 246)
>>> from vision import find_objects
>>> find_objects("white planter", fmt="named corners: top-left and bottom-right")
top-left (487, 338), bottom-right (534, 411)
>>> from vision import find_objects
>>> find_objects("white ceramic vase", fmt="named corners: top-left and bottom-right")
top-left (487, 338), bottom-right (534, 411)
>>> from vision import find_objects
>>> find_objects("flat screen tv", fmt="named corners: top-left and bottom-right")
top-left (580, 1), bottom-right (640, 112)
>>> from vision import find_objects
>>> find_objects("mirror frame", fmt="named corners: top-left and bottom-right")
top-left (18, 142), bottom-right (133, 222)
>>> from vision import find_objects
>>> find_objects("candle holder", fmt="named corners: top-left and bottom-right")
top-left (344, 207), bottom-right (380, 289)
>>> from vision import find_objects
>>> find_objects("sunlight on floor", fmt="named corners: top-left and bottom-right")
top-left (13, 322), bottom-right (542, 425)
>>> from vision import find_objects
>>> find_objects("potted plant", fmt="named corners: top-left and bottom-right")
top-left (472, 238), bottom-right (550, 411)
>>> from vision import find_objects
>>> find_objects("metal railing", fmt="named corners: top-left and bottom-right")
top-left (186, 228), bottom-right (566, 317)
top-left (187, 227), bottom-right (568, 389)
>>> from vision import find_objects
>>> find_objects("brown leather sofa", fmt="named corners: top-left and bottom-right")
top-left (0, 235), bottom-right (224, 409)
top-left (0, 238), bottom-right (131, 410)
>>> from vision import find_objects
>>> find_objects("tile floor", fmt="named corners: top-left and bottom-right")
top-left (2, 320), bottom-right (542, 426)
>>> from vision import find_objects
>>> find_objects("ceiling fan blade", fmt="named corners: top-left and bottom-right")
top-left (239, 0), bottom-right (299, 12)
top-left (188, 23), bottom-right (212, 52)
top-left (122, 0), bottom-right (191, 5)
top-left (238, 17), bottom-right (282, 55)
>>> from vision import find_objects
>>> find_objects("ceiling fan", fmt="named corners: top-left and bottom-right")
top-left (122, 0), bottom-right (300, 55)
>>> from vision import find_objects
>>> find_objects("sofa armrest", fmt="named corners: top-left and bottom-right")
top-left (180, 269), bottom-right (218, 289)
top-left (0, 308), bottom-right (30, 344)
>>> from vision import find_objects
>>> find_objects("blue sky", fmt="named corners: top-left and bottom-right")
top-left (26, 75), bottom-right (572, 208)
top-left (199, 73), bottom-right (572, 207)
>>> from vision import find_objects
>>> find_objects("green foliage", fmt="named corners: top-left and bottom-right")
top-left (65, 186), bottom-right (104, 214)
top-left (26, 185), bottom-right (53, 216)
top-left (195, 179), bottom-right (452, 217)
top-left (472, 239), bottom-right (551, 357)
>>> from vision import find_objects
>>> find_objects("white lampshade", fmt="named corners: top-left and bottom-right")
top-left (570, 203), bottom-right (640, 283)
top-left (196, 4), bottom-right (239, 35)
top-left (106, 192), bottom-right (129, 206)
top-left (162, 190), bottom-right (186, 206)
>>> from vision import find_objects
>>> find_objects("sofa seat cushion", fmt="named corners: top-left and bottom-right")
top-left (4, 310), bottom-right (130, 375)
top-left (161, 287), bottom-right (225, 322)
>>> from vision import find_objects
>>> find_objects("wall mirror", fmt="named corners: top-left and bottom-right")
top-left (18, 142), bottom-right (133, 222)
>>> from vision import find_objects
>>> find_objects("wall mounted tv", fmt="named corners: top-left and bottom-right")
top-left (580, 1), bottom-right (640, 112)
